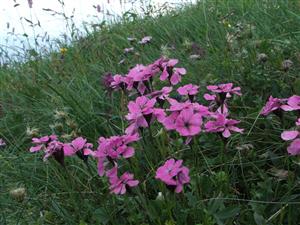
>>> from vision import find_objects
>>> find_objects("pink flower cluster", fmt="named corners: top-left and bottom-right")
top-left (30, 135), bottom-right (64, 165)
top-left (156, 158), bottom-right (190, 193)
top-left (30, 134), bottom-right (139, 195)
top-left (85, 133), bottom-right (140, 194)
top-left (106, 57), bottom-right (243, 191)
top-left (84, 133), bottom-right (139, 176)
top-left (261, 95), bottom-right (300, 116)
top-left (262, 95), bottom-right (300, 155)
top-left (30, 135), bottom-right (93, 166)
top-left (30, 56), bottom-right (245, 195)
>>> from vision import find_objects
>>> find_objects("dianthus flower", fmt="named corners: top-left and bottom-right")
top-left (125, 96), bottom-right (165, 134)
top-left (159, 59), bottom-right (187, 85)
top-left (30, 135), bottom-right (64, 165)
top-left (126, 64), bottom-right (155, 94)
top-left (281, 95), bottom-right (300, 112)
top-left (84, 133), bottom-right (139, 176)
top-left (261, 96), bottom-right (287, 116)
top-left (203, 83), bottom-right (241, 113)
top-left (138, 36), bottom-right (152, 44)
top-left (281, 118), bottom-right (300, 155)
top-left (205, 113), bottom-right (244, 138)
top-left (106, 166), bottom-right (139, 195)
top-left (155, 158), bottom-right (190, 193)
top-left (63, 137), bottom-right (93, 161)
top-left (177, 84), bottom-right (199, 102)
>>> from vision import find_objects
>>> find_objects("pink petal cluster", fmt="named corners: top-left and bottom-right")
top-left (106, 166), bottom-right (139, 195)
top-left (126, 64), bottom-right (156, 95)
top-left (110, 74), bottom-right (127, 91)
top-left (29, 56), bottom-right (245, 196)
top-left (147, 86), bottom-right (172, 106)
top-left (162, 98), bottom-right (210, 137)
top-left (30, 135), bottom-right (65, 165)
top-left (84, 133), bottom-right (139, 195)
top-left (177, 84), bottom-right (199, 96)
top-left (155, 158), bottom-right (190, 193)
top-left (205, 113), bottom-right (244, 138)
top-left (281, 118), bottom-right (300, 155)
top-left (0, 138), bottom-right (6, 147)
top-left (30, 135), bottom-right (58, 153)
top-left (85, 133), bottom-right (139, 176)
top-left (206, 83), bottom-right (241, 96)
top-left (63, 137), bottom-right (93, 161)
top-left (159, 58), bottom-right (187, 85)
top-left (281, 95), bottom-right (300, 111)
top-left (261, 96), bottom-right (287, 116)
top-left (138, 36), bottom-right (152, 44)
top-left (203, 83), bottom-right (241, 114)
top-left (261, 95), bottom-right (300, 116)
top-left (125, 96), bottom-right (165, 134)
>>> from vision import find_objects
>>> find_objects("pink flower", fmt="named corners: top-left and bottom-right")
top-left (126, 64), bottom-right (155, 94)
top-left (204, 83), bottom-right (241, 107)
top-left (63, 137), bottom-right (93, 161)
top-left (0, 138), bottom-right (6, 147)
top-left (205, 113), bottom-right (244, 138)
top-left (177, 84), bottom-right (199, 96)
top-left (161, 67), bottom-right (186, 85)
top-left (206, 83), bottom-right (241, 96)
top-left (107, 166), bottom-right (139, 195)
top-left (157, 58), bottom-right (186, 85)
top-left (30, 135), bottom-right (57, 153)
top-left (138, 36), bottom-right (152, 44)
top-left (124, 47), bottom-right (134, 54)
top-left (162, 99), bottom-right (192, 130)
top-left (148, 87), bottom-right (172, 100)
top-left (96, 4), bottom-right (101, 13)
top-left (285, 139), bottom-right (300, 155)
top-left (27, 0), bottom-right (33, 8)
top-left (43, 140), bottom-right (64, 164)
top-left (110, 74), bottom-right (127, 90)
top-left (29, 135), bottom-right (64, 165)
top-left (125, 96), bottom-right (157, 134)
top-left (261, 96), bottom-right (286, 116)
top-left (281, 118), bottom-right (300, 155)
top-left (175, 109), bottom-right (202, 136)
top-left (101, 72), bottom-right (114, 93)
top-left (162, 99), bottom-right (209, 132)
top-left (296, 118), bottom-right (300, 126)
top-left (281, 95), bottom-right (300, 111)
top-left (155, 158), bottom-right (190, 193)
top-left (85, 134), bottom-right (139, 176)
top-left (147, 87), bottom-right (172, 106)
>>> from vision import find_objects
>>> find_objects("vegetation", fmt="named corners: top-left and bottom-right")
top-left (1, 0), bottom-right (300, 224)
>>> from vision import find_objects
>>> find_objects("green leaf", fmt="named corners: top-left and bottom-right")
top-left (215, 206), bottom-right (240, 220)
top-left (254, 212), bottom-right (266, 225)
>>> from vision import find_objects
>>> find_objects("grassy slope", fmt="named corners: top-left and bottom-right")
top-left (1, 0), bottom-right (300, 224)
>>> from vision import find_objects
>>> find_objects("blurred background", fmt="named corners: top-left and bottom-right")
top-left (0, 0), bottom-right (196, 62)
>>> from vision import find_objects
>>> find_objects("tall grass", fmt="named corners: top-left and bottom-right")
top-left (1, 0), bottom-right (300, 224)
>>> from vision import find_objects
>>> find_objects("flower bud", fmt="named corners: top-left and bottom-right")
top-left (282, 59), bottom-right (293, 72)
top-left (257, 53), bottom-right (268, 63)
top-left (10, 187), bottom-right (26, 202)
